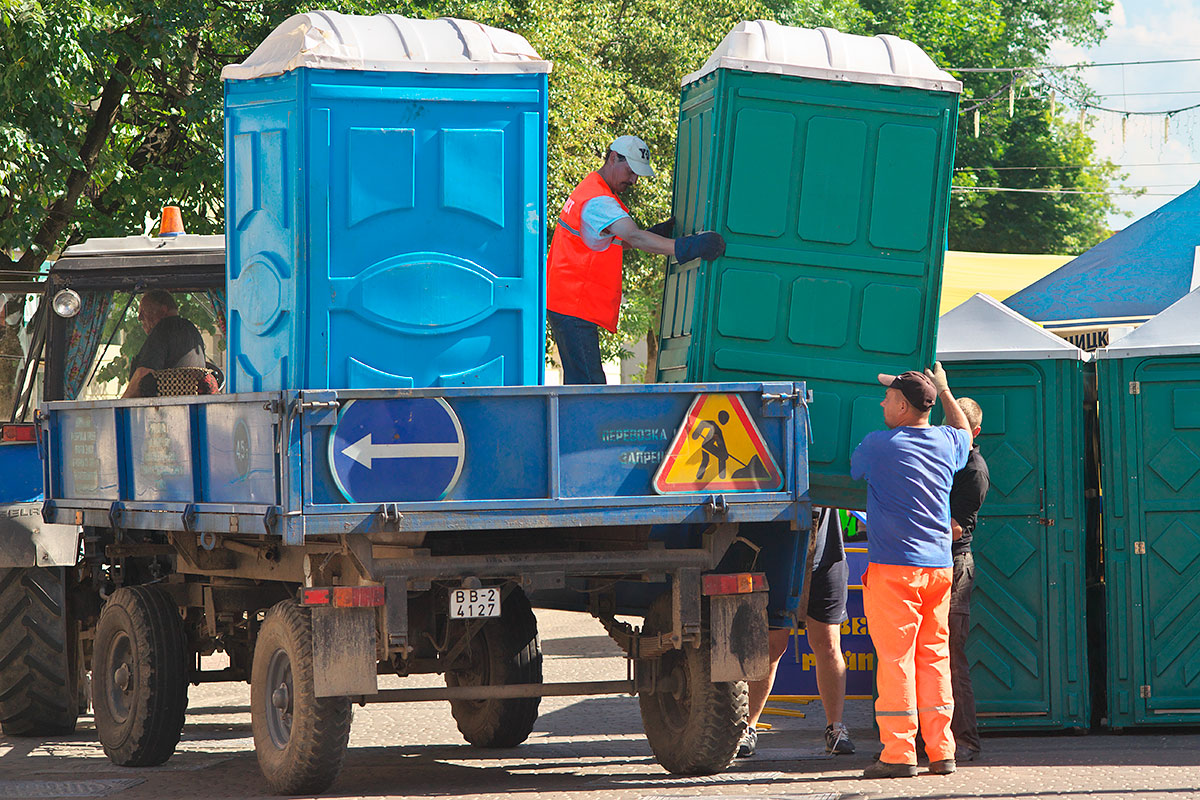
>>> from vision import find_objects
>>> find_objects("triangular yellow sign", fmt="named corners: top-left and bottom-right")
top-left (653, 393), bottom-right (783, 494)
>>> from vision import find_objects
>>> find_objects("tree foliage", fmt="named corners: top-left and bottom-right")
top-left (852, 0), bottom-right (1119, 253)
top-left (1, 0), bottom-right (1119, 389)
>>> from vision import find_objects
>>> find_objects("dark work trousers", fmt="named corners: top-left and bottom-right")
top-left (548, 310), bottom-right (606, 385)
top-left (949, 550), bottom-right (980, 753)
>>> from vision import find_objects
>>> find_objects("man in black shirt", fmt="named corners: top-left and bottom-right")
top-left (948, 396), bottom-right (989, 762)
top-left (122, 290), bottom-right (206, 398)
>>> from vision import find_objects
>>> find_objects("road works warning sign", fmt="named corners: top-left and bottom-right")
top-left (653, 393), bottom-right (783, 494)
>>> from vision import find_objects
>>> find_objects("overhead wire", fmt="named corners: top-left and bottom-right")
top-left (955, 162), bottom-right (1200, 171)
top-left (948, 57), bottom-right (1200, 73)
top-left (952, 186), bottom-right (1175, 197)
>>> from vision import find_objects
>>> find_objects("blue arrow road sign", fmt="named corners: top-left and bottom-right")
top-left (328, 398), bottom-right (465, 503)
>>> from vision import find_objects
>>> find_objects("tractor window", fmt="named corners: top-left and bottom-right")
top-left (2, 288), bottom-right (46, 422)
top-left (80, 289), bottom-right (227, 400)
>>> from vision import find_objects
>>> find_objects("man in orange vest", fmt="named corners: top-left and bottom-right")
top-left (546, 135), bottom-right (725, 383)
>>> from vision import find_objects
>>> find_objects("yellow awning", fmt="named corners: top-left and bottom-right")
top-left (940, 250), bottom-right (1073, 316)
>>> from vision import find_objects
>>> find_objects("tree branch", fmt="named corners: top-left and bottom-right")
top-left (92, 32), bottom-right (203, 217)
top-left (15, 52), bottom-right (135, 273)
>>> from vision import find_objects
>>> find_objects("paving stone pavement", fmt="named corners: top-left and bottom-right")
top-left (1, 609), bottom-right (1197, 800)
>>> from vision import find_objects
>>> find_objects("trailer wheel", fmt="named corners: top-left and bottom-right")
top-left (638, 593), bottom-right (746, 775)
top-left (445, 586), bottom-right (542, 747)
top-left (251, 600), bottom-right (351, 796)
top-left (0, 567), bottom-right (84, 736)
top-left (92, 585), bottom-right (188, 766)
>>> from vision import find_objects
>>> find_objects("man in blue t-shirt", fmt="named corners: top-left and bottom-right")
top-left (850, 364), bottom-right (972, 779)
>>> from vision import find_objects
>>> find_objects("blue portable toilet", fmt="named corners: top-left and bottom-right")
top-left (222, 11), bottom-right (551, 391)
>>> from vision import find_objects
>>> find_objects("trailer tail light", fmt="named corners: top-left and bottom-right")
top-left (299, 586), bottom-right (385, 608)
top-left (702, 573), bottom-right (767, 596)
top-left (1, 424), bottom-right (37, 442)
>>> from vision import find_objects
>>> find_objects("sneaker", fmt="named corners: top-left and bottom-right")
top-left (824, 722), bottom-right (855, 755)
top-left (736, 727), bottom-right (757, 758)
top-left (929, 758), bottom-right (957, 775)
top-left (862, 760), bottom-right (918, 779)
top-left (956, 747), bottom-right (980, 762)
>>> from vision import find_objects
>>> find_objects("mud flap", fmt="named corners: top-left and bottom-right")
top-left (0, 504), bottom-right (81, 568)
top-left (311, 606), bottom-right (378, 697)
top-left (708, 591), bottom-right (769, 682)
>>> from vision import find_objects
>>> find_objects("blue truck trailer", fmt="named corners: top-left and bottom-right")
top-left (1, 206), bottom-right (814, 797)
top-left (1, 12), bottom-right (814, 796)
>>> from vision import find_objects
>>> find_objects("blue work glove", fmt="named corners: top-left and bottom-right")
top-left (674, 232), bottom-right (726, 263)
top-left (646, 218), bottom-right (675, 238)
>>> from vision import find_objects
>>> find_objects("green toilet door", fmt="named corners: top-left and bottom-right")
top-left (1131, 358), bottom-right (1200, 721)
top-left (952, 365), bottom-right (1056, 720)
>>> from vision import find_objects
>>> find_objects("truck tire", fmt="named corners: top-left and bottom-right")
top-left (251, 600), bottom-right (351, 796)
top-left (445, 586), bottom-right (542, 747)
top-left (637, 593), bottom-right (746, 775)
top-left (92, 585), bottom-right (188, 766)
top-left (0, 567), bottom-right (83, 736)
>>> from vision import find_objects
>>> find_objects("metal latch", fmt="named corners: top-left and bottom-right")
top-left (706, 495), bottom-right (729, 517)
top-left (760, 386), bottom-right (809, 417)
top-left (1037, 518), bottom-right (1056, 526)
top-left (1129, 381), bottom-right (1141, 395)
top-left (1140, 685), bottom-right (1152, 698)
top-left (1134, 541), bottom-right (1146, 554)
top-left (381, 503), bottom-right (402, 529)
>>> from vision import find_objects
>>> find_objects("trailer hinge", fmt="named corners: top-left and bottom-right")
top-left (1128, 381), bottom-right (1141, 395)
top-left (1140, 684), bottom-right (1152, 698)
top-left (1133, 541), bottom-right (1146, 554)
top-left (299, 400), bottom-right (339, 412)
top-left (108, 501), bottom-right (124, 540)
top-left (263, 505), bottom-right (280, 535)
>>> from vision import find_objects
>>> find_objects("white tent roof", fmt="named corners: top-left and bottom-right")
top-left (222, 11), bottom-right (551, 80)
top-left (1095, 285), bottom-right (1200, 359)
top-left (685, 20), bottom-right (961, 92)
top-left (937, 293), bottom-right (1088, 362)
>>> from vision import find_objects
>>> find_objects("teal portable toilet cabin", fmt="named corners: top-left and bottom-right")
top-left (1095, 287), bottom-right (1200, 728)
top-left (222, 12), bottom-right (550, 391)
top-left (937, 293), bottom-right (1091, 730)
top-left (657, 21), bottom-right (962, 510)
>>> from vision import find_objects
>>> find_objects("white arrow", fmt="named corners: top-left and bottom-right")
top-left (341, 434), bottom-right (463, 469)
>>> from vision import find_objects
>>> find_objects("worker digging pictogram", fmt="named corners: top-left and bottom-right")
top-left (654, 393), bottom-right (784, 494)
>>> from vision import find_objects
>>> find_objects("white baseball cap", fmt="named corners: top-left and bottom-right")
top-left (609, 135), bottom-right (655, 177)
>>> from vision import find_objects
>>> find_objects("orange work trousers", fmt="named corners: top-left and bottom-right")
top-left (862, 562), bottom-right (955, 765)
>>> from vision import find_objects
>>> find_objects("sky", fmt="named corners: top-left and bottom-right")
top-left (1050, 0), bottom-right (1200, 230)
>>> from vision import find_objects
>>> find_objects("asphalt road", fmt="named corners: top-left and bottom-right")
top-left (2, 609), bottom-right (1198, 800)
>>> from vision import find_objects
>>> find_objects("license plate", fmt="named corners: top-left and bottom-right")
top-left (449, 587), bottom-right (501, 618)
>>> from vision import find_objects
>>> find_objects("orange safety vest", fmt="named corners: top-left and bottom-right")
top-left (546, 172), bottom-right (629, 332)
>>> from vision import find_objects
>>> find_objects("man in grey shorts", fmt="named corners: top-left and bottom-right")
top-left (740, 507), bottom-right (855, 757)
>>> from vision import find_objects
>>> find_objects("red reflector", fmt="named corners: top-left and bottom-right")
top-left (300, 588), bottom-right (331, 606)
top-left (2, 424), bottom-right (36, 442)
top-left (332, 586), bottom-right (385, 608)
top-left (702, 572), bottom-right (768, 596)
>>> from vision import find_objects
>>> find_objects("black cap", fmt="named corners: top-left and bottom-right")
top-left (878, 370), bottom-right (936, 411)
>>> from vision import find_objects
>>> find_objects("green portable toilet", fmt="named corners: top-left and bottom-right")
top-left (657, 20), bottom-right (962, 510)
top-left (1095, 287), bottom-right (1200, 729)
top-left (937, 293), bottom-right (1091, 730)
